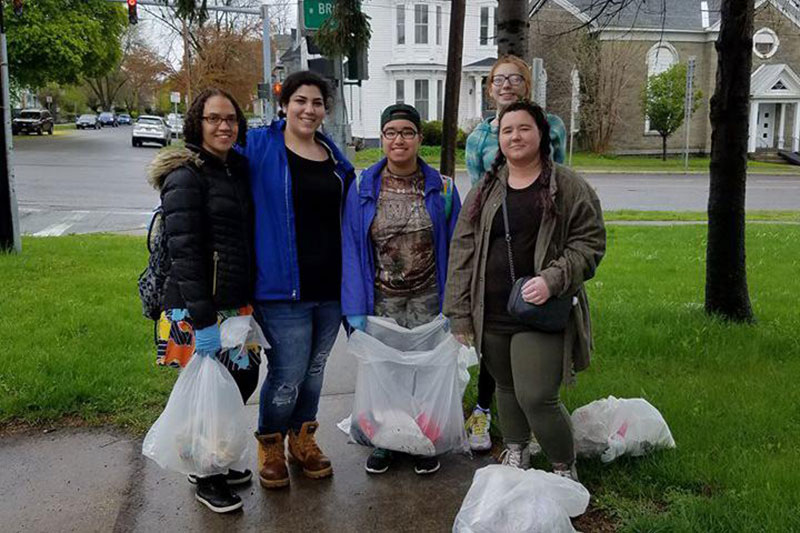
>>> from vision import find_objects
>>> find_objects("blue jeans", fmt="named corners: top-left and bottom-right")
top-left (254, 300), bottom-right (341, 435)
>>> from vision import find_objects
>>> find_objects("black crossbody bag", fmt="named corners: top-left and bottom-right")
top-left (502, 197), bottom-right (573, 333)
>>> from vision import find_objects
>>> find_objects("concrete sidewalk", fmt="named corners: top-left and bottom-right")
top-left (0, 330), bottom-right (494, 533)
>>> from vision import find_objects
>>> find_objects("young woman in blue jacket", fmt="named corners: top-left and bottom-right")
top-left (240, 71), bottom-right (356, 490)
top-left (341, 104), bottom-right (461, 476)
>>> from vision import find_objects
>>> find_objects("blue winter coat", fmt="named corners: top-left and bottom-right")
top-left (240, 119), bottom-right (356, 301)
top-left (341, 158), bottom-right (462, 316)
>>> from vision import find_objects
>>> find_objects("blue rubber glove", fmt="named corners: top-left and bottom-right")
top-left (194, 324), bottom-right (221, 356)
top-left (347, 315), bottom-right (366, 332)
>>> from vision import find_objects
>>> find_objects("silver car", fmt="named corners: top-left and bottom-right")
top-left (132, 115), bottom-right (171, 147)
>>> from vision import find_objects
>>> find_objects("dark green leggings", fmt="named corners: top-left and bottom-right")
top-left (481, 329), bottom-right (574, 465)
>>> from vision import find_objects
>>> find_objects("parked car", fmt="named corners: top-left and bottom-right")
top-left (132, 115), bottom-right (171, 147)
top-left (118, 113), bottom-right (132, 125)
top-left (12, 109), bottom-right (54, 135)
top-left (98, 112), bottom-right (119, 127)
top-left (76, 114), bottom-right (101, 130)
top-left (166, 113), bottom-right (184, 138)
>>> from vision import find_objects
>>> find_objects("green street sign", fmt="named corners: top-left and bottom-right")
top-left (303, 1), bottom-right (334, 31)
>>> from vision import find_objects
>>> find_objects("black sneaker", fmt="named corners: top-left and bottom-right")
top-left (414, 455), bottom-right (440, 475)
top-left (188, 468), bottom-right (252, 486)
top-left (194, 475), bottom-right (243, 514)
top-left (365, 448), bottom-right (393, 474)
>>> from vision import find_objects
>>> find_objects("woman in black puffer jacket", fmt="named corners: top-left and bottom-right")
top-left (147, 88), bottom-right (258, 514)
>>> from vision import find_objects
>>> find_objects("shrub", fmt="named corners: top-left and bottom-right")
top-left (420, 120), bottom-right (443, 146)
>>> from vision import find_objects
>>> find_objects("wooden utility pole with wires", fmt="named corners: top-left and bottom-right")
top-left (440, 0), bottom-right (466, 178)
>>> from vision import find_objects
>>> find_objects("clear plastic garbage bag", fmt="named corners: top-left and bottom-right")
top-left (142, 352), bottom-right (250, 476)
top-left (572, 396), bottom-right (676, 462)
top-left (348, 315), bottom-right (476, 456)
top-left (453, 465), bottom-right (590, 533)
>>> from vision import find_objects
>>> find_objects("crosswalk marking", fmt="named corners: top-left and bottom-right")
top-left (30, 212), bottom-right (87, 237)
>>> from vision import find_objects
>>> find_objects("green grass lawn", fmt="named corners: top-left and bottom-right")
top-left (603, 210), bottom-right (800, 223)
top-left (2, 226), bottom-right (799, 530)
top-left (352, 146), bottom-right (800, 174)
top-left (353, 146), bottom-right (466, 169)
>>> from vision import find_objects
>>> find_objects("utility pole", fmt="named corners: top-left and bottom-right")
top-left (440, 0), bottom-right (466, 178)
top-left (182, 16), bottom-right (192, 105)
top-left (0, 3), bottom-right (21, 253)
top-left (261, 4), bottom-right (273, 123)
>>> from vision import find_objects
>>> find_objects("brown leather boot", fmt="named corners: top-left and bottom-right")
top-left (287, 421), bottom-right (333, 479)
top-left (255, 432), bottom-right (289, 489)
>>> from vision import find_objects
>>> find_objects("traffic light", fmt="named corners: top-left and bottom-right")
top-left (127, 0), bottom-right (138, 25)
top-left (272, 82), bottom-right (282, 98)
top-left (12, 0), bottom-right (24, 16)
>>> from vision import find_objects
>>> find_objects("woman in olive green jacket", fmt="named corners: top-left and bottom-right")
top-left (444, 100), bottom-right (605, 480)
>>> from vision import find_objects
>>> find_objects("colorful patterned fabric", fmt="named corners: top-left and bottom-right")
top-left (155, 305), bottom-right (261, 369)
top-left (465, 113), bottom-right (567, 187)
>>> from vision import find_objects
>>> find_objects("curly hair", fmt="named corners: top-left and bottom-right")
top-left (468, 99), bottom-right (554, 223)
top-left (277, 70), bottom-right (332, 118)
top-left (183, 88), bottom-right (248, 148)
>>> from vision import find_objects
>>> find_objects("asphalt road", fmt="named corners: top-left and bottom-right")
top-left (12, 127), bottom-right (800, 236)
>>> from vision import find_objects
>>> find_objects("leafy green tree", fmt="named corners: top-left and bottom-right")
top-left (4, 0), bottom-right (127, 89)
top-left (642, 63), bottom-right (702, 160)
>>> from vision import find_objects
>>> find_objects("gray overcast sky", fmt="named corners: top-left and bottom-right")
top-left (137, 1), bottom-right (298, 68)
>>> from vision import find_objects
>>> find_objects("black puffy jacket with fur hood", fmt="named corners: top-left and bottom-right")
top-left (148, 145), bottom-right (254, 329)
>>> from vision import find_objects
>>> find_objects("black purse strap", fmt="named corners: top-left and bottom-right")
top-left (501, 197), bottom-right (516, 284)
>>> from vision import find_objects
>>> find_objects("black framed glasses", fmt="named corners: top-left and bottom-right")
top-left (382, 128), bottom-right (418, 140)
top-left (491, 74), bottom-right (524, 87)
top-left (202, 115), bottom-right (237, 127)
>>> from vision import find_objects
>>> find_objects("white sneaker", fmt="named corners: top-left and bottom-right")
top-left (499, 443), bottom-right (531, 470)
top-left (466, 407), bottom-right (492, 452)
top-left (553, 462), bottom-right (580, 482)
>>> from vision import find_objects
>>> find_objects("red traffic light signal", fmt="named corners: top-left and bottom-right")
top-left (272, 82), bottom-right (282, 97)
top-left (127, 0), bottom-right (138, 24)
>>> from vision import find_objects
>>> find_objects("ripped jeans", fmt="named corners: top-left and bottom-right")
top-left (254, 300), bottom-right (342, 435)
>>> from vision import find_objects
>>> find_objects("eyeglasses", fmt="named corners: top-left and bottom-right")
top-left (382, 128), bottom-right (418, 140)
top-left (202, 115), bottom-right (238, 127)
top-left (491, 74), bottom-right (525, 87)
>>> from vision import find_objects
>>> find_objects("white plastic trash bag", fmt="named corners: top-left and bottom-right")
top-left (572, 396), bottom-right (676, 462)
top-left (349, 315), bottom-right (473, 455)
top-left (142, 352), bottom-right (250, 476)
top-left (453, 465), bottom-right (590, 533)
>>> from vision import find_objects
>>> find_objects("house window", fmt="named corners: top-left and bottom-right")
top-left (415, 4), bottom-right (428, 44)
top-left (437, 79), bottom-right (443, 119)
top-left (397, 5), bottom-right (405, 45)
top-left (436, 5), bottom-right (442, 45)
top-left (396, 80), bottom-right (405, 104)
top-left (493, 8), bottom-right (498, 45)
top-left (753, 28), bottom-right (779, 59)
top-left (480, 6), bottom-right (489, 45)
top-left (647, 43), bottom-right (678, 77)
top-left (415, 79), bottom-right (429, 120)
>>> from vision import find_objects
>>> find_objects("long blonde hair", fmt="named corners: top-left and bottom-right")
top-left (485, 55), bottom-right (532, 106)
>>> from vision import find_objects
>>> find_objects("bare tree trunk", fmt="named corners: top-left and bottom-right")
top-left (440, 0), bottom-right (465, 178)
top-left (662, 134), bottom-right (667, 161)
top-left (706, 0), bottom-right (754, 322)
top-left (497, 0), bottom-right (528, 59)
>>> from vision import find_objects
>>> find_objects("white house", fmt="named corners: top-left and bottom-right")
top-left (345, 0), bottom-right (500, 146)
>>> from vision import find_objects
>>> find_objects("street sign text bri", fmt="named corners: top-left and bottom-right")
top-left (303, 1), bottom-right (333, 30)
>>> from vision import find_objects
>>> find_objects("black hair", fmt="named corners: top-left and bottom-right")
top-left (277, 70), bottom-right (332, 118)
top-left (469, 99), bottom-right (554, 223)
top-left (183, 88), bottom-right (248, 148)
